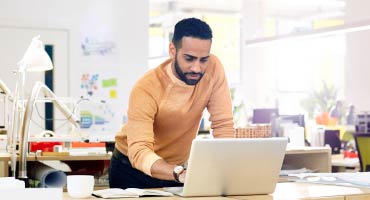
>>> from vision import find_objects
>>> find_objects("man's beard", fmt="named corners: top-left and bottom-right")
top-left (174, 57), bottom-right (204, 85)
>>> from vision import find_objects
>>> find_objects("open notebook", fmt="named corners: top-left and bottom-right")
top-left (92, 188), bottom-right (173, 198)
top-left (165, 138), bottom-right (288, 197)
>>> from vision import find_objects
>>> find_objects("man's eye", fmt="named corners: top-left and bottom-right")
top-left (200, 58), bottom-right (208, 63)
top-left (185, 57), bottom-right (194, 62)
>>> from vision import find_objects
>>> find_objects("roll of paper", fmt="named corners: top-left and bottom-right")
top-left (27, 161), bottom-right (67, 188)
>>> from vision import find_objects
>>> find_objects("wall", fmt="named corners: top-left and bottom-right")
top-left (0, 0), bottom-right (149, 135)
top-left (345, 1), bottom-right (370, 111)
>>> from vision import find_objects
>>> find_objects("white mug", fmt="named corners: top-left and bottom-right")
top-left (67, 175), bottom-right (94, 198)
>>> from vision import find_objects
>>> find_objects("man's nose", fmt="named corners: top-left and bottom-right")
top-left (190, 61), bottom-right (201, 73)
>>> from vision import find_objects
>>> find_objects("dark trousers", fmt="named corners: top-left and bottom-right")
top-left (109, 148), bottom-right (183, 189)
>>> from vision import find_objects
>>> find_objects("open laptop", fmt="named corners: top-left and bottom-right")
top-left (164, 137), bottom-right (288, 197)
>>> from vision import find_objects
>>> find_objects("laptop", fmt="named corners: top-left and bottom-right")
top-left (164, 137), bottom-right (288, 197)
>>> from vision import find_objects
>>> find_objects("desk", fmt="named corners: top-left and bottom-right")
top-left (284, 146), bottom-right (332, 173)
top-left (233, 182), bottom-right (370, 200)
top-left (0, 147), bottom-right (332, 177)
top-left (0, 152), bottom-right (112, 177)
top-left (62, 182), bottom-right (370, 200)
top-left (331, 154), bottom-right (360, 172)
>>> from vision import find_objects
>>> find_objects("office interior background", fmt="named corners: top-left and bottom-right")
top-left (1, 0), bottom-right (370, 141)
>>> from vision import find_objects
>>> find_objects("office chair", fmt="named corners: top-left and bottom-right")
top-left (324, 130), bottom-right (341, 154)
top-left (353, 133), bottom-right (370, 172)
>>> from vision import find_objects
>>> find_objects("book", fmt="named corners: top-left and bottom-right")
top-left (92, 188), bottom-right (174, 198)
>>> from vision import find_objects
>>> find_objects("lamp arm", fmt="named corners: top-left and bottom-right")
top-left (0, 79), bottom-right (12, 96)
top-left (40, 84), bottom-right (80, 127)
top-left (18, 81), bottom-right (80, 180)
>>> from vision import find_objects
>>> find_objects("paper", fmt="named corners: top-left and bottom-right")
top-left (92, 188), bottom-right (174, 198)
top-left (27, 161), bottom-right (67, 188)
top-left (280, 167), bottom-right (315, 176)
top-left (289, 172), bottom-right (370, 188)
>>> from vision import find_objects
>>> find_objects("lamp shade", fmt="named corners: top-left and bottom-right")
top-left (18, 35), bottom-right (53, 72)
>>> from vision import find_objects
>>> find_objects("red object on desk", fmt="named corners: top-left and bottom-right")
top-left (29, 142), bottom-right (62, 152)
top-left (343, 150), bottom-right (358, 158)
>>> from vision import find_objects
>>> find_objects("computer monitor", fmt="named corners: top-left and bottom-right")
top-left (252, 108), bottom-right (279, 124)
top-left (324, 130), bottom-right (341, 154)
top-left (279, 114), bottom-right (305, 128)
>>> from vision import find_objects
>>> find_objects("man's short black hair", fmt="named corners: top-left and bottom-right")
top-left (172, 17), bottom-right (213, 49)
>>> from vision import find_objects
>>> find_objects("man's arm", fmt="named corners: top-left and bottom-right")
top-left (150, 159), bottom-right (176, 180)
top-left (207, 56), bottom-right (234, 137)
top-left (125, 82), bottom-right (163, 176)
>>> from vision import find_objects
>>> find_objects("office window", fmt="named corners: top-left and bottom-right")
top-left (273, 21), bottom-right (346, 114)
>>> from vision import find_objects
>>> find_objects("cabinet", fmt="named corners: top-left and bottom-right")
top-left (284, 146), bottom-right (332, 173)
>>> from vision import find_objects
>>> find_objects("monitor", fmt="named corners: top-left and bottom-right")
top-left (279, 114), bottom-right (305, 127)
top-left (252, 108), bottom-right (279, 124)
top-left (324, 130), bottom-right (341, 154)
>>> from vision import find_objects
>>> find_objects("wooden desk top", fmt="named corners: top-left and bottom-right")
top-left (285, 146), bottom-right (331, 154)
top-left (62, 182), bottom-right (370, 200)
top-left (0, 152), bottom-right (112, 161)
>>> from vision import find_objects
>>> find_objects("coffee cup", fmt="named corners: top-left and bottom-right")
top-left (67, 175), bottom-right (94, 198)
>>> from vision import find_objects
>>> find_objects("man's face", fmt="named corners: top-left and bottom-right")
top-left (170, 37), bottom-right (211, 85)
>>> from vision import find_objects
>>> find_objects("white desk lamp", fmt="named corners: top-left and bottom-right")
top-left (0, 79), bottom-right (13, 149)
top-left (9, 35), bottom-right (54, 178)
top-left (18, 81), bottom-right (80, 183)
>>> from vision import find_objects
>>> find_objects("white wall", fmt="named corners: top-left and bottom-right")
top-left (0, 0), bottom-right (149, 130)
top-left (345, 1), bottom-right (370, 111)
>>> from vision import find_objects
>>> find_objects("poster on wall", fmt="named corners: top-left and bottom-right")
top-left (79, 72), bottom-right (121, 142)
top-left (80, 32), bottom-right (119, 65)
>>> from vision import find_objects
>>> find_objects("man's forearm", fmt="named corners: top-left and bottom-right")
top-left (150, 159), bottom-right (176, 180)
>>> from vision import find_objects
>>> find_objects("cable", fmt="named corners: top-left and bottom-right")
top-left (29, 97), bottom-right (88, 132)
top-left (31, 97), bottom-right (105, 131)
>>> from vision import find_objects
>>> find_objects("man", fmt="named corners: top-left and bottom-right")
top-left (109, 17), bottom-right (234, 189)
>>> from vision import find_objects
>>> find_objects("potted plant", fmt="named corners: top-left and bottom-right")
top-left (300, 81), bottom-right (338, 125)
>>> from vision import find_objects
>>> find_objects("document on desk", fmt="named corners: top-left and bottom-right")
top-left (92, 188), bottom-right (174, 198)
top-left (289, 172), bottom-right (370, 188)
top-left (280, 167), bottom-right (316, 176)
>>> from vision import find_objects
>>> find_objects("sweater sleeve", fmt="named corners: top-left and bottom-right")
top-left (206, 56), bottom-right (235, 138)
top-left (125, 84), bottom-right (162, 176)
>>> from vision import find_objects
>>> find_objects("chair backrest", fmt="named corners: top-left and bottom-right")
top-left (324, 130), bottom-right (341, 154)
top-left (353, 133), bottom-right (370, 172)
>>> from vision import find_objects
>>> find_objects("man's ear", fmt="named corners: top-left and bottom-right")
top-left (169, 42), bottom-right (176, 59)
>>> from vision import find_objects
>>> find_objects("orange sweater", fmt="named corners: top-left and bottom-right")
top-left (115, 55), bottom-right (234, 176)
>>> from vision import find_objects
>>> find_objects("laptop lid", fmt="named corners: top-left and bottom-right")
top-left (171, 137), bottom-right (287, 197)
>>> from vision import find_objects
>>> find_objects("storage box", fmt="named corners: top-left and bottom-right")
top-left (235, 124), bottom-right (272, 138)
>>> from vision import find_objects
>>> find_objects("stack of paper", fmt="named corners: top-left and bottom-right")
top-left (289, 172), bottom-right (370, 188)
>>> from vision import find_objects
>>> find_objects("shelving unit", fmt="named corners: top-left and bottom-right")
top-left (284, 146), bottom-right (332, 173)
top-left (356, 112), bottom-right (370, 133)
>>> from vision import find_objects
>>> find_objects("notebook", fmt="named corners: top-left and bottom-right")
top-left (164, 137), bottom-right (288, 197)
